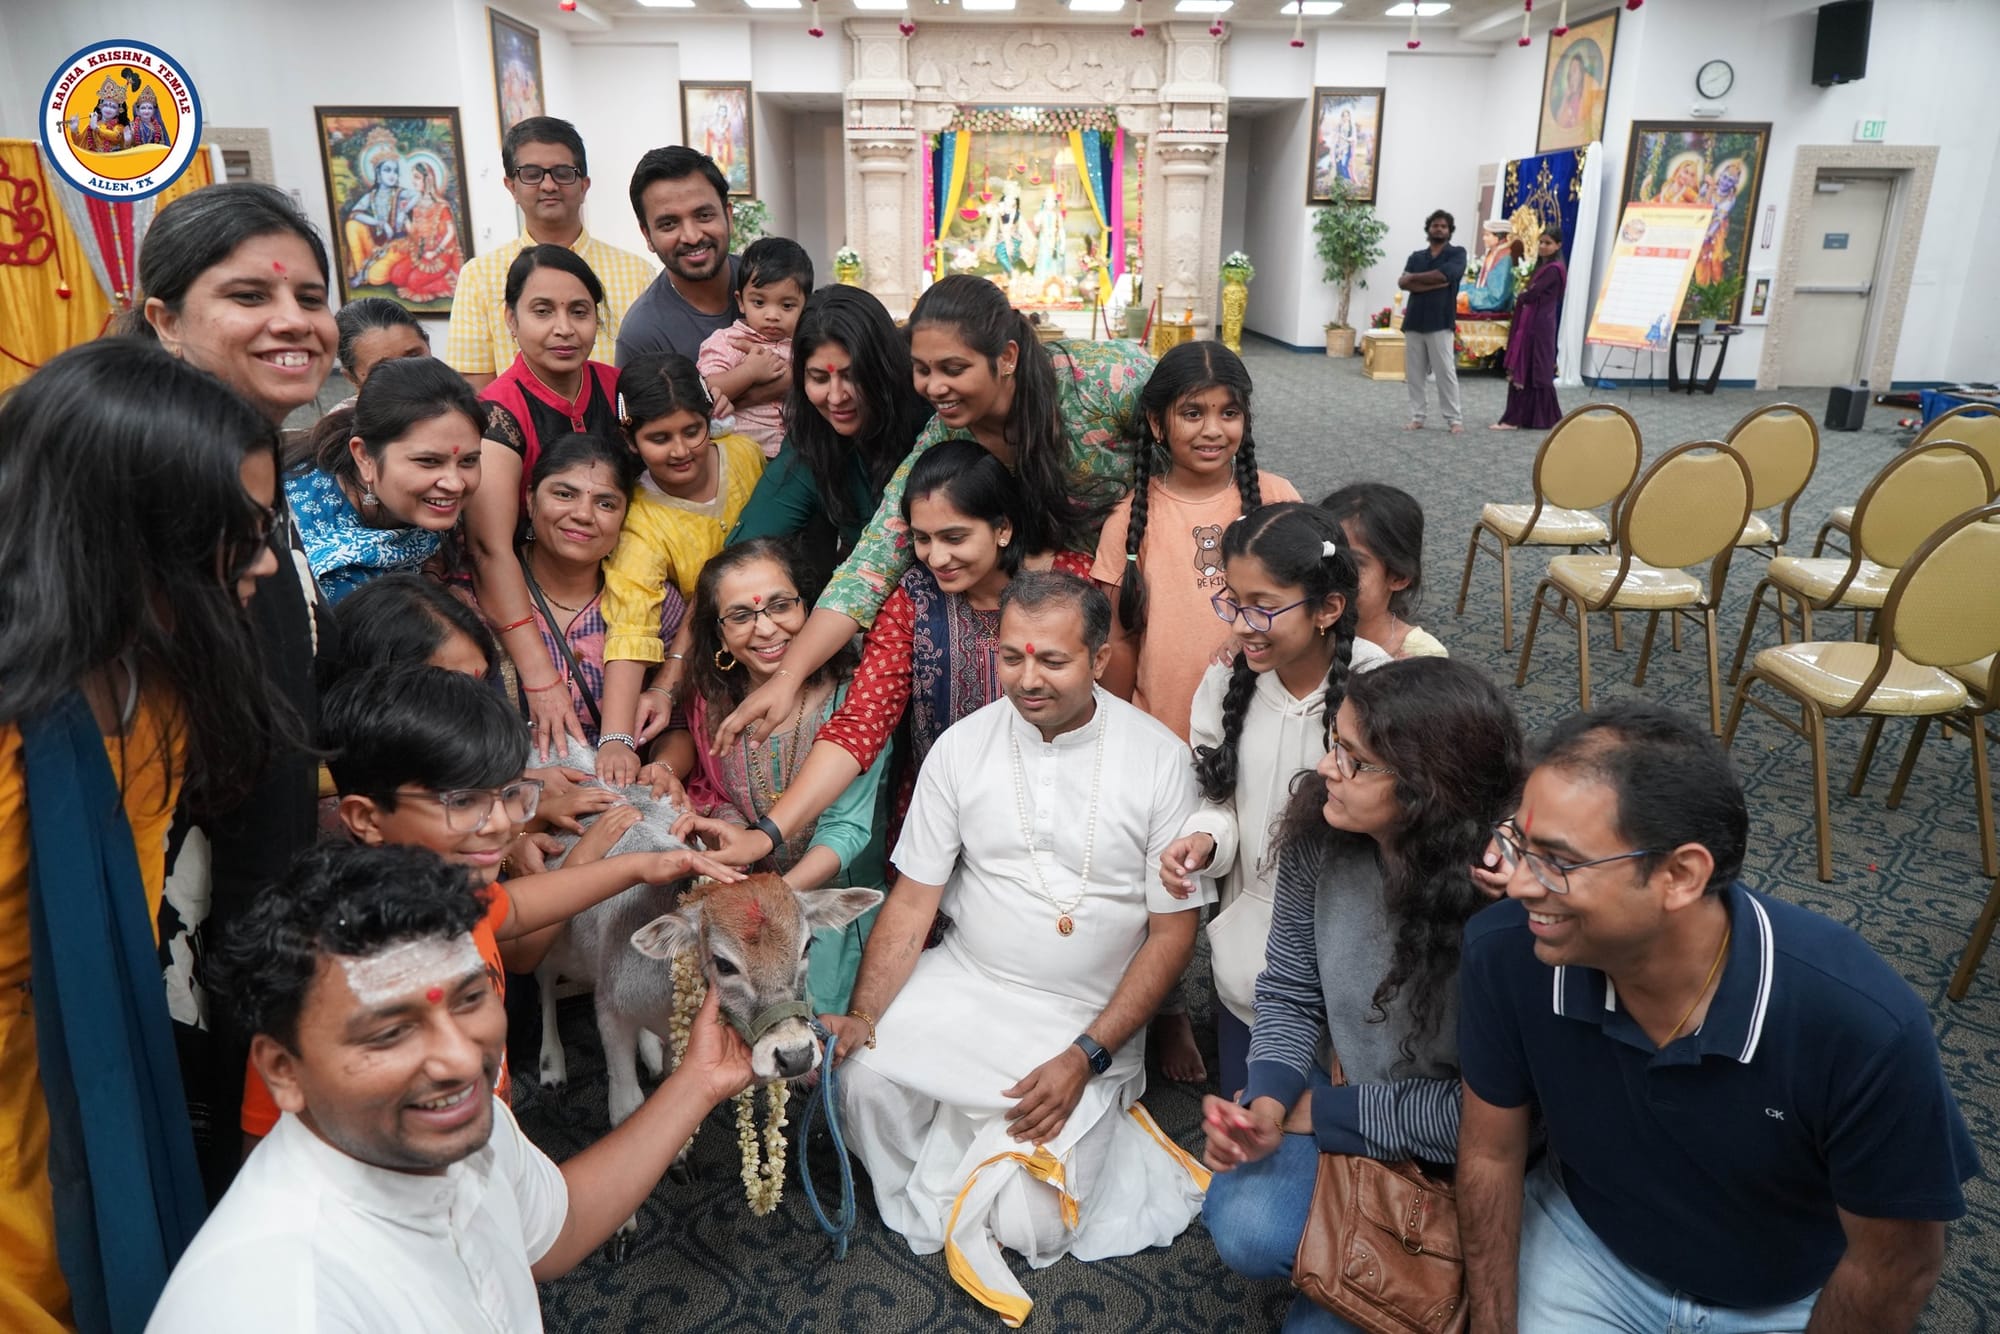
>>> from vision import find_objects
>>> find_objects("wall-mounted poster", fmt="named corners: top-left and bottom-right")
top-left (1308, 87), bottom-right (1385, 205)
top-left (1538, 9), bottom-right (1618, 153)
top-left (1747, 275), bottom-right (1772, 323)
top-left (489, 9), bottom-right (544, 137)
top-left (316, 107), bottom-right (473, 313)
top-left (1620, 120), bottom-right (1770, 324)
top-left (682, 82), bottom-right (755, 196)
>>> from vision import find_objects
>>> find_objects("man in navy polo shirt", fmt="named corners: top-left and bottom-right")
top-left (1457, 700), bottom-right (1977, 1333)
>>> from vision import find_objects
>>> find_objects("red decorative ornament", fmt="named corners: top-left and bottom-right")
top-left (1518, 0), bottom-right (1532, 46)
top-left (899, 17), bottom-right (916, 34)
top-left (1208, 17), bottom-right (1224, 36)
top-left (1290, 3), bottom-right (1305, 47)
top-left (56, 283), bottom-right (71, 299)
top-left (1552, 0), bottom-right (1570, 35)
top-left (1130, 0), bottom-right (1144, 38)
top-left (808, 0), bottom-right (823, 36)
top-left (1625, 0), bottom-right (1641, 8)
top-left (1406, 6), bottom-right (1421, 48)
top-left (558, 0), bottom-right (576, 10)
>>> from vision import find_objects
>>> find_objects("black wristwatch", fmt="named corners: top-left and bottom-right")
top-left (1072, 1033), bottom-right (1112, 1076)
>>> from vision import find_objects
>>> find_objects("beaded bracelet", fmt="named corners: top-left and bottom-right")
top-left (599, 732), bottom-right (638, 751)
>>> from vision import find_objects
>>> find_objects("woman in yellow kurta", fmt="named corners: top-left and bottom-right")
top-left (593, 353), bottom-right (765, 786)
top-left (0, 339), bottom-right (284, 1331)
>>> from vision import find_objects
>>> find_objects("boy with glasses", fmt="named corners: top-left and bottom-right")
top-left (1458, 700), bottom-right (1977, 1333)
top-left (444, 117), bottom-right (658, 391)
top-left (239, 663), bottom-right (736, 1142)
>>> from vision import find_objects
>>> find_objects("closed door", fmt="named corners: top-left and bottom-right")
top-left (1780, 176), bottom-right (1892, 386)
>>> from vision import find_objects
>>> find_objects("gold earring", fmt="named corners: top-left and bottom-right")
top-left (714, 648), bottom-right (738, 672)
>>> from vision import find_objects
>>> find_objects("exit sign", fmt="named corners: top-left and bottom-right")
top-left (1854, 118), bottom-right (1887, 142)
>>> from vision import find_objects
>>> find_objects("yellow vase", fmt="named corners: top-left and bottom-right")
top-left (1221, 276), bottom-right (1249, 355)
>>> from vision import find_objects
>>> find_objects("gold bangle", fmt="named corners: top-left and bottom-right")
top-left (845, 1008), bottom-right (878, 1049)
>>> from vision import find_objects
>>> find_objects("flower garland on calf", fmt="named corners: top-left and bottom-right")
top-left (668, 949), bottom-right (792, 1216)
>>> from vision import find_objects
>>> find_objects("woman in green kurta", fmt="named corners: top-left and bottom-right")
top-left (712, 274), bottom-right (1154, 752)
top-left (727, 287), bottom-right (930, 588)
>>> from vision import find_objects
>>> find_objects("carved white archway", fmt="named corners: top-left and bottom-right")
top-left (842, 18), bottom-right (1230, 336)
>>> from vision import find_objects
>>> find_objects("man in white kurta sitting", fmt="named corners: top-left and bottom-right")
top-left (821, 571), bottom-right (1211, 1328)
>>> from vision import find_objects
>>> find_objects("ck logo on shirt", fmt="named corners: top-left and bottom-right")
top-left (1765, 1107), bottom-right (1786, 1121)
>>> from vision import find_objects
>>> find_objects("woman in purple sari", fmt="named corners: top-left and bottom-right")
top-left (1494, 227), bottom-right (1567, 431)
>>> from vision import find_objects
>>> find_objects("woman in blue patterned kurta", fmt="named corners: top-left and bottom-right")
top-left (285, 357), bottom-right (486, 604)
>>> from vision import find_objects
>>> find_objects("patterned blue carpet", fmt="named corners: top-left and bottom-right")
top-left (511, 341), bottom-right (1998, 1331)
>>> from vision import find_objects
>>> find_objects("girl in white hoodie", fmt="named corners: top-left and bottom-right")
top-left (1159, 502), bottom-right (1388, 1095)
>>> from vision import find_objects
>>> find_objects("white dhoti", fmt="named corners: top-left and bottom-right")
top-left (845, 693), bottom-right (1213, 1327)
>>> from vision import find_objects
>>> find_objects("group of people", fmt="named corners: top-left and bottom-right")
top-left (0, 112), bottom-right (1979, 1334)
top-left (1399, 207), bottom-right (1569, 434)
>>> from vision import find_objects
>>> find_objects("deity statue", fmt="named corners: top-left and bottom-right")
top-left (1460, 220), bottom-right (1520, 316)
top-left (1031, 188), bottom-right (1069, 282)
top-left (992, 180), bottom-right (1025, 273)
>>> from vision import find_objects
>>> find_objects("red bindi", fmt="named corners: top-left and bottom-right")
top-left (272, 261), bottom-right (286, 275)
top-left (752, 594), bottom-right (762, 605)
top-left (823, 363), bottom-right (837, 374)
top-left (1024, 642), bottom-right (1036, 654)
top-left (425, 986), bottom-right (445, 1004)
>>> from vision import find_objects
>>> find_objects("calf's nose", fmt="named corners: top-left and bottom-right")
top-left (773, 1042), bottom-right (816, 1079)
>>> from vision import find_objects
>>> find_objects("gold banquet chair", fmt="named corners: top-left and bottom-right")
top-left (1515, 440), bottom-right (1752, 735)
top-left (1814, 403), bottom-right (2000, 556)
top-left (1455, 403), bottom-right (1642, 650)
top-left (1724, 504), bottom-right (2000, 900)
top-left (1847, 648), bottom-right (2000, 884)
top-left (1728, 440), bottom-right (1996, 685)
top-left (1726, 403), bottom-right (1820, 557)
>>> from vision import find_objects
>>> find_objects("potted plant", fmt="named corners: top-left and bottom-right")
top-left (1690, 275), bottom-right (1743, 338)
top-left (834, 245), bottom-right (864, 286)
top-left (730, 197), bottom-right (769, 253)
top-left (1370, 305), bottom-right (1393, 330)
top-left (1313, 180), bottom-right (1389, 357)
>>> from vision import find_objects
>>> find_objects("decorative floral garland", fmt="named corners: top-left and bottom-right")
top-left (669, 951), bottom-right (791, 1216)
top-left (944, 105), bottom-right (1120, 136)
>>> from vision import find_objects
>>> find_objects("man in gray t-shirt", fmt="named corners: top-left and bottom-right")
top-left (617, 146), bottom-right (750, 370)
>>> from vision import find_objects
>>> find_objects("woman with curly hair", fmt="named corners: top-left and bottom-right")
top-left (1199, 657), bottom-right (1523, 1334)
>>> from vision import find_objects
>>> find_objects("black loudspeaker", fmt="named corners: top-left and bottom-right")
top-left (1813, 0), bottom-right (1871, 86)
top-left (1824, 384), bottom-right (1869, 432)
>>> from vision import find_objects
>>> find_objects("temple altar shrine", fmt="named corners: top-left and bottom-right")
top-left (839, 19), bottom-right (1231, 338)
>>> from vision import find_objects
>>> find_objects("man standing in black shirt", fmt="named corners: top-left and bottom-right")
top-left (1398, 209), bottom-right (1467, 434)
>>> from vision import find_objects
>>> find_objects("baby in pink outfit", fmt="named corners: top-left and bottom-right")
top-left (697, 236), bottom-right (812, 459)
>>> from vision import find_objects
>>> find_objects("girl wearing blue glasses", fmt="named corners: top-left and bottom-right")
top-left (1159, 501), bottom-right (1388, 1095)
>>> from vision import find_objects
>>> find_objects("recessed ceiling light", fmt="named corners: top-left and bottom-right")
top-left (1175, 0), bottom-right (1231, 10)
top-left (635, 0), bottom-right (696, 7)
top-left (852, 0), bottom-right (909, 8)
top-left (1280, 1), bottom-right (1343, 12)
top-left (741, 0), bottom-right (801, 9)
top-left (958, 0), bottom-right (1016, 10)
top-left (1384, 2), bottom-right (1449, 14)
top-left (1068, 0), bottom-right (1127, 10)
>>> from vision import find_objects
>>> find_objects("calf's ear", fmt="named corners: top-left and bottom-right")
top-left (797, 887), bottom-right (885, 932)
top-left (630, 904), bottom-right (703, 960)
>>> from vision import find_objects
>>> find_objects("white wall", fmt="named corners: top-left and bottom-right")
top-left (790, 110), bottom-right (848, 272)
top-left (564, 39), bottom-right (679, 259)
top-left (1241, 103), bottom-right (1313, 344)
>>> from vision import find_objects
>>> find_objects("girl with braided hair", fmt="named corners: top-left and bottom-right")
top-left (1158, 502), bottom-right (1388, 1095)
top-left (1093, 341), bottom-right (1300, 742)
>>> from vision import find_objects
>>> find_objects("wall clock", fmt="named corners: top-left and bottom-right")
top-left (1697, 59), bottom-right (1735, 99)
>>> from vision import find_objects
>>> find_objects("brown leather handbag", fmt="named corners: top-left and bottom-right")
top-left (1291, 1055), bottom-right (1467, 1334)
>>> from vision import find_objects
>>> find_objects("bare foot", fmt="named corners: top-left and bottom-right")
top-left (1403, 420), bottom-right (1425, 431)
top-left (1490, 423), bottom-right (1519, 430)
top-left (1449, 423), bottom-right (1466, 435)
top-left (1150, 1010), bottom-right (1207, 1084)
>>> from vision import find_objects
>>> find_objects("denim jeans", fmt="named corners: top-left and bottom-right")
top-left (1201, 1069), bottom-right (1363, 1334)
top-left (1519, 1165), bottom-right (1820, 1332)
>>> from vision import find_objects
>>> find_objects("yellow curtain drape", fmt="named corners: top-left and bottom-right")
top-left (0, 142), bottom-right (214, 395)
top-left (934, 132), bottom-right (971, 282)
top-left (1065, 131), bottom-right (1111, 305)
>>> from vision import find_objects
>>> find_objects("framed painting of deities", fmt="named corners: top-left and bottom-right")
top-left (489, 9), bottom-right (545, 137)
top-left (1538, 9), bottom-right (1619, 153)
top-left (1621, 120), bottom-right (1771, 323)
top-left (1307, 87), bottom-right (1385, 205)
top-left (681, 82), bottom-right (755, 196)
top-left (315, 106), bottom-right (474, 313)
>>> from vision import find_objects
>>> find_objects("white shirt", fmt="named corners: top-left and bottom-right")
top-left (1178, 642), bottom-right (1391, 1023)
top-left (148, 1101), bottom-right (568, 1334)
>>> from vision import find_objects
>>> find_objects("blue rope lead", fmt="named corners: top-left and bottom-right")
top-left (798, 1018), bottom-right (857, 1260)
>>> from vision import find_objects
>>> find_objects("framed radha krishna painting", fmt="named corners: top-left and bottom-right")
top-left (1308, 88), bottom-right (1385, 205)
top-left (314, 106), bottom-right (474, 314)
top-left (1621, 120), bottom-right (1771, 323)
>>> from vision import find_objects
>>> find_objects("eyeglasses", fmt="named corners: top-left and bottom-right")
top-left (717, 595), bottom-right (804, 629)
top-left (1328, 736), bottom-right (1397, 781)
top-left (225, 504), bottom-right (283, 580)
top-left (1490, 820), bottom-right (1654, 896)
top-left (1210, 594), bottom-right (1311, 634)
top-left (399, 779), bottom-right (544, 833)
top-left (511, 164), bottom-right (582, 186)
